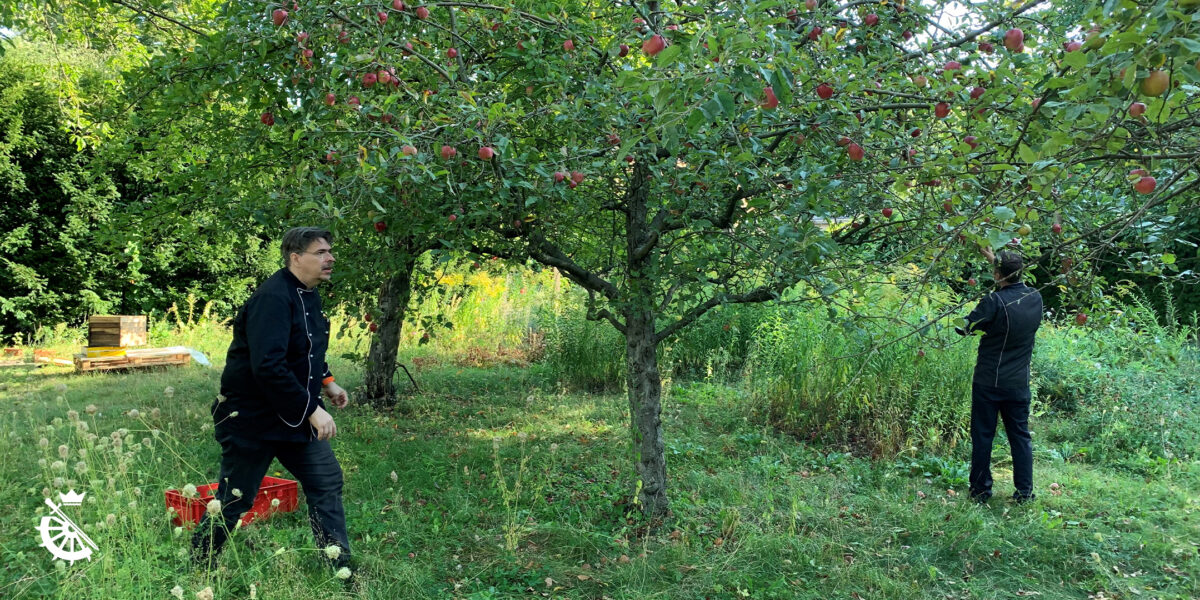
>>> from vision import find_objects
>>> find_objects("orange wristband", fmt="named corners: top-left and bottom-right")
top-left (322, 376), bottom-right (335, 386)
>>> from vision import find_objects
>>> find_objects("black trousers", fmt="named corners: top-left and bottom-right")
top-left (969, 383), bottom-right (1034, 501)
top-left (191, 427), bottom-right (350, 566)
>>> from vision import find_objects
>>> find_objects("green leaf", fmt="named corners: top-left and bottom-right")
top-left (993, 206), bottom-right (1016, 222)
top-left (716, 90), bottom-right (736, 117)
top-left (1162, 252), bottom-right (1176, 265)
top-left (655, 44), bottom-right (682, 64)
top-left (1174, 38), bottom-right (1200, 53)
top-left (1017, 143), bottom-right (1037, 164)
top-left (1063, 51), bottom-right (1088, 70)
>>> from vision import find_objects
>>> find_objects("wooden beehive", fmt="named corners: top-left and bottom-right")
top-left (88, 315), bottom-right (147, 348)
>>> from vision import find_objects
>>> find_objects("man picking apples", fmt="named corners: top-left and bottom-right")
top-left (956, 248), bottom-right (1043, 505)
top-left (192, 227), bottom-right (353, 574)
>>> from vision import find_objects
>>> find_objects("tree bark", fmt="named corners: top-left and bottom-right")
top-left (362, 254), bottom-right (417, 406)
top-left (623, 161), bottom-right (668, 518)
top-left (625, 307), bottom-right (668, 518)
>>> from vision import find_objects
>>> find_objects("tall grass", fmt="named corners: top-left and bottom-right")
top-left (744, 279), bottom-right (976, 456)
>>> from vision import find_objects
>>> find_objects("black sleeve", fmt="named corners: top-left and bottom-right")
top-left (246, 293), bottom-right (318, 427)
top-left (958, 293), bottom-right (997, 336)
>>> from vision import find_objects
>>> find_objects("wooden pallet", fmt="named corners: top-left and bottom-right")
top-left (74, 347), bottom-right (191, 373)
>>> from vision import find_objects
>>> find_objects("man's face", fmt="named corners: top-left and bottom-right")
top-left (290, 238), bottom-right (335, 287)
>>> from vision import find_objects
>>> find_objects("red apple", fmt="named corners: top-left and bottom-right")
top-left (377, 70), bottom-right (391, 85)
top-left (1052, 223), bottom-right (1062, 234)
top-left (1031, 98), bottom-right (1041, 110)
top-left (1134, 176), bottom-right (1156, 194)
top-left (910, 127), bottom-right (922, 137)
top-left (324, 93), bottom-right (336, 106)
top-left (338, 30), bottom-right (350, 44)
top-left (1129, 168), bottom-right (1148, 177)
top-left (1075, 313), bottom-right (1087, 325)
top-left (618, 43), bottom-right (629, 57)
top-left (369, 322), bottom-right (379, 332)
top-left (808, 26), bottom-right (822, 41)
top-left (415, 6), bottom-right (429, 19)
top-left (837, 136), bottom-right (851, 146)
top-left (553, 171), bottom-right (566, 183)
top-left (607, 133), bottom-right (621, 145)
top-left (943, 60), bottom-right (962, 72)
top-left (440, 145), bottom-right (457, 160)
top-left (447, 47), bottom-right (458, 58)
top-left (392, 0), bottom-right (405, 9)
top-left (903, 30), bottom-right (913, 40)
top-left (913, 75), bottom-right (928, 87)
top-left (882, 207), bottom-right (894, 218)
top-left (968, 277), bottom-right (977, 286)
top-left (563, 39), bottom-right (575, 52)
top-left (761, 86), bottom-right (779, 109)
top-left (816, 83), bottom-right (834, 99)
top-left (374, 221), bottom-right (386, 232)
top-left (1065, 41), bottom-right (1082, 52)
top-left (1129, 102), bottom-right (1146, 117)
top-left (478, 146), bottom-right (494, 160)
top-left (260, 112), bottom-right (274, 126)
top-left (970, 86), bottom-right (986, 100)
top-left (296, 31), bottom-right (309, 44)
top-left (448, 213), bottom-right (458, 222)
top-left (944, 201), bottom-right (954, 212)
top-left (362, 72), bottom-right (377, 88)
top-left (1004, 28), bottom-right (1024, 52)
top-left (377, 11), bottom-right (388, 24)
top-left (272, 8), bottom-right (288, 27)
top-left (806, 0), bottom-right (817, 9)
top-left (964, 135), bottom-right (979, 150)
top-left (570, 171), bottom-right (585, 184)
top-left (864, 13), bottom-right (879, 26)
top-left (401, 145), bottom-right (418, 156)
top-left (847, 142), bottom-right (864, 161)
top-left (935, 102), bottom-right (950, 118)
top-left (642, 34), bottom-right (666, 56)
top-left (364, 313), bottom-right (373, 322)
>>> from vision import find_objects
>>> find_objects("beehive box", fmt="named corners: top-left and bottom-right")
top-left (88, 315), bottom-right (147, 348)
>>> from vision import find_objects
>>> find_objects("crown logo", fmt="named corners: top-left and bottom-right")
top-left (59, 490), bottom-right (86, 506)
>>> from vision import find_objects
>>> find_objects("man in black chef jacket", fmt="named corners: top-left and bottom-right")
top-left (192, 227), bottom-right (352, 569)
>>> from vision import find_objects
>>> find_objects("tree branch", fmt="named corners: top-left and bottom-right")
top-left (655, 283), bottom-right (787, 344)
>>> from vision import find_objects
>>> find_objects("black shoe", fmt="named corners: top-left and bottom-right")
top-left (969, 490), bottom-right (991, 504)
top-left (1011, 492), bottom-right (1036, 505)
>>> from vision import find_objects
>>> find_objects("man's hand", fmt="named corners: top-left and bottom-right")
top-left (323, 382), bottom-right (349, 409)
top-left (981, 245), bottom-right (996, 264)
top-left (308, 406), bottom-right (337, 440)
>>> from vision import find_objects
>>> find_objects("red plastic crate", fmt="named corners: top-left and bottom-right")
top-left (165, 476), bottom-right (299, 528)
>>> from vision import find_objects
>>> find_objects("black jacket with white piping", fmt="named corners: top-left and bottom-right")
top-left (959, 282), bottom-right (1043, 389)
top-left (214, 268), bottom-right (332, 442)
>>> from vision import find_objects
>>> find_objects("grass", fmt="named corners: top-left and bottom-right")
top-left (2, 319), bottom-right (1198, 599)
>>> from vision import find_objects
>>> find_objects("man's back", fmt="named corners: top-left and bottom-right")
top-left (966, 282), bottom-right (1043, 389)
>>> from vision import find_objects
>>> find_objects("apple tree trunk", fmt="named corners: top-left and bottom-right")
top-left (624, 306), bottom-right (668, 518)
top-left (362, 254), bottom-right (417, 406)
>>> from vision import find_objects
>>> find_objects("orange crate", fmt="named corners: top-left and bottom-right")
top-left (165, 476), bottom-right (299, 528)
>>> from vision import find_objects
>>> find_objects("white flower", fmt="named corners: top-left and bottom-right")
top-left (57, 445), bottom-right (69, 459)
top-left (170, 585), bottom-right (184, 600)
top-left (74, 461), bottom-right (87, 475)
top-left (182, 483), bottom-right (198, 498)
top-left (231, 488), bottom-right (242, 499)
top-left (228, 411), bottom-right (239, 418)
top-left (38, 437), bottom-right (49, 449)
top-left (128, 409), bottom-right (140, 419)
top-left (66, 410), bottom-right (79, 422)
top-left (205, 499), bottom-right (221, 515)
top-left (323, 545), bottom-right (342, 560)
top-left (151, 408), bottom-right (161, 419)
top-left (549, 443), bottom-right (558, 454)
top-left (85, 404), bottom-right (98, 415)
top-left (163, 386), bottom-right (175, 398)
top-left (53, 477), bottom-right (64, 487)
top-left (38, 458), bottom-right (47, 468)
top-left (492, 437), bottom-right (501, 450)
top-left (270, 498), bottom-right (280, 508)
top-left (51, 460), bottom-right (65, 472)
top-left (335, 567), bottom-right (352, 580)
top-left (518, 432), bottom-right (528, 442)
top-left (249, 583), bottom-right (257, 600)
top-left (215, 393), bottom-right (225, 403)
top-left (105, 514), bottom-right (116, 526)
top-left (195, 586), bottom-right (213, 600)
top-left (389, 471), bottom-right (398, 483)
top-left (173, 526), bottom-right (183, 537)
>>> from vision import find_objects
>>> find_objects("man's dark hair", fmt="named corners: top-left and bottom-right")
top-left (995, 251), bottom-right (1024, 283)
top-left (281, 227), bottom-right (333, 267)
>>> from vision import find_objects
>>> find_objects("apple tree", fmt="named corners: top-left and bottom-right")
top-left (135, 0), bottom-right (1200, 518)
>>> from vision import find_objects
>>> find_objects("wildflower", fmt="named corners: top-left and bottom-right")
top-left (335, 567), bottom-right (352, 580)
top-left (55, 395), bottom-right (65, 403)
top-left (173, 526), bottom-right (183, 537)
top-left (38, 458), bottom-right (47, 468)
top-left (74, 461), bottom-right (87, 475)
top-left (117, 428), bottom-right (128, 436)
top-left (163, 386), bottom-right (175, 398)
top-left (51, 460), bottom-right (65, 472)
top-left (150, 408), bottom-right (161, 419)
top-left (170, 585), bottom-right (184, 600)
top-left (128, 409), bottom-right (140, 419)
top-left (54, 383), bottom-right (67, 393)
top-left (127, 500), bottom-right (137, 509)
top-left (85, 404), bottom-right (98, 415)
top-left (42, 487), bottom-right (50, 498)
top-left (195, 586), bottom-right (213, 600)
top-left (182, 483), bottom-right (198, 498)
top-left (57, 445), bottom-right (69, 459)
top-left (77, 448), bottom-right (86, 458)
top-left (206, 499), bottom-right (221, 515)
top-left (105, 514), bottom-right (116, 527)
top-left (229, 411), bottom-right (239, 418)
top-left (215, 393), bottom-right (225, 403)
top-left (324, 544), bottom-right (342, 560)
top-left (38, 437), bottom-right (49, 449)
top-left (52, 417), bottom-right (63, 427)
top-left (389, 471), bottom-right (398, 483)
top-left (518, 432), bottom-right (528, 442)
top-left (76, 421), bottom-right (89, 432)
top-left (53, 477), bottom-right (64, 488)
top-left (142, 437), bottom-right (152, 447)
top-left (250, 583), bottom-right (257, 599)
top-left (270, 498), bottom-right (280, 508)
top-left (67, 410), bottom-right (79, 422)
top-left (549, 443), bottom-right (558, 454)
top-left (492, 437), bottom-right (501, 450)
top-left (231, 488), bottom-right (243, 499)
